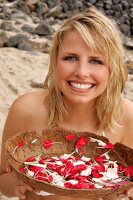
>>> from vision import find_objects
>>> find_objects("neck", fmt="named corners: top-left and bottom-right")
top-left (63, 99), bottom-right (98, 133)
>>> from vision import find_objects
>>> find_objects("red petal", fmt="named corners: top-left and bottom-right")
top-left (123, 166), bottom-right (133, 177)
top-left (26, 157), bottom-right (36, 162)
top-left (35, 176), bottom-right (48, 182)
top-left (64, 182), bottom-right (73, 188)
top-left (43, 139), bottom-right (53, 150)
top-left (17, 141), bottom-right (24, 147)
top-left (103, 143), bottom-right (114, 149)
top-left (39, 157), bottom-right (47, 164)
top-left (77, 164), bottom-right (86, 172)
top-left (65, 134), bottom-right (75, 141)
top-left (95, 155), bottom-right (105, 163)
top-left (77, 175), bottom-right (89, 182)
top-left (75, 137), bottom-right (88, 149)
top-left (19, 167), bottom-right (26, 174)
top-left (36, 172), bottom-right (47, 177)
top-left (63, 161), bottom-right (73, 175)
top-left (75, 182), bottom-right (90, 189)
top-left (92, 172), bottom-right (103, 178)
top-left (74, 182), bottom-right (94, 189)
top-left (93, 165), bottom-right (105, 172)
top-left (29, 165), bottom-right (44, 173)
top-left (48, 175), bottom-right (53, 182)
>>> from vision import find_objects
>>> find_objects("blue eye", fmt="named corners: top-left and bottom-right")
top-left (63, 55), bottom-right (78, 61)
top-left (90, 59), bottom-right (103, 65)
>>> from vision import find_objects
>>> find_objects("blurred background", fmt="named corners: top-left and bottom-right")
top-left (0, 0), bottom-right (133, 199)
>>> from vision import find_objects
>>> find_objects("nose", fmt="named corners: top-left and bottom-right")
top-left (74, 60), bottom-right (90, 78)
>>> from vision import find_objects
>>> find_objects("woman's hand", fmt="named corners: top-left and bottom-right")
top-left (6, 164), bottom-right (35, 199)
top-left (117, 187), bottom-right (133, 200)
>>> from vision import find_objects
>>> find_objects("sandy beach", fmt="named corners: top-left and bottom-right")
top-left (0, 47), bottom-right (49, 200)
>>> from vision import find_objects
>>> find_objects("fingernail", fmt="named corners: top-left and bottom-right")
top-left (27, 185), bottom-right (33, 191)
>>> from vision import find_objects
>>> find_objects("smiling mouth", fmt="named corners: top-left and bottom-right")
top-left (68, 81), bottom-right (95, 90)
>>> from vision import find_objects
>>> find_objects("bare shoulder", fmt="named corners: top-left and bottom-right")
top-left (3, 90), bottom-right (48, 142)
top-left (12, 90), bottom-right (48, 111)
top-left (121, 98), bottom-right (133, 148)
top-left (0, 90), bottom-right (48, 172)
top-left (123, 98), bottom-right (133, 123)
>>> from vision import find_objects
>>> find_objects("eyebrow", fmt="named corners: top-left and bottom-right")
top-left (89, 56), bottom-right (104, 60)
top-left (64, 52), bottom-right (104, 59)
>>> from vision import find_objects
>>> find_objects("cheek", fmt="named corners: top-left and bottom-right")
top-left (94, 68), bottom-right (109, 87)
top-left (56, 61), bottom-right (72, 80)
top-left (99, 68), bottom-right (109, 80)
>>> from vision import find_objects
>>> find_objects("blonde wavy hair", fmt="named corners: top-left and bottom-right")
top-left (44, 6), bottom-right (128, 132)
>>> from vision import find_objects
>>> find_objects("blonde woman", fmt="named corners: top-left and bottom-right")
top-left (0, 7), bottom-right (133, 200)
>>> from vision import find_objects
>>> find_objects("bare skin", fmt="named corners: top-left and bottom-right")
top-left (0, 90), bottom-right (133, 200)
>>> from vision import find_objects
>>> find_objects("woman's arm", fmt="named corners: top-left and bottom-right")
top-left (0, 94), bottom-right (36, 197)
top-left (119, 99), bottom-right (133, 199)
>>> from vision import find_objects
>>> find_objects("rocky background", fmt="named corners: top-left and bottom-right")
top-left (0, 0), bottom-right (133, 199)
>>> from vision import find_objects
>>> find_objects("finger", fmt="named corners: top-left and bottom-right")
top-left (117, 193), bottom-right (126, 198)
top-left (26, 185), bottom-right (40, 193)
top-left (15, 184), bottom-right (28, 200)
top-left (6, 164), bottom-right (12, 173)
top-left (15, 185), bottom-right (27, 194)
top-left (127, 187), bottom-right (133, 198)
top-left (26, 185), bottom-right (34, 191)
top-left (19, 195), bottom-right (26, 200)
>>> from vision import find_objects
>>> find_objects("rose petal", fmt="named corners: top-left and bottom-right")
top-left (65, 134), bottom-right (75, 141)
top-left (43, 140), bottom-right (53, 150)
top-left (75, 137), bottom-right (88, 149)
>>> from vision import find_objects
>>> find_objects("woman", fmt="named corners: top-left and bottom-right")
top-left (0, 6), bottom-right (133, 200)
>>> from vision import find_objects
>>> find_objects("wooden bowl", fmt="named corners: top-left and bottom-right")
top-left (5, 128), bottom-right (133, 199)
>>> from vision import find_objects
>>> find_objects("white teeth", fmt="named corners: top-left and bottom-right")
top-left (70, 82), bottom-right (93, 90)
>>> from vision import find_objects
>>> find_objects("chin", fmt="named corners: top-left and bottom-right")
top-left (64, 95), bottom-right (97, 105)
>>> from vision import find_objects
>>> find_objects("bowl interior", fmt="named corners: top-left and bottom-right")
top-left (5, 128), bottom-right (133, 199)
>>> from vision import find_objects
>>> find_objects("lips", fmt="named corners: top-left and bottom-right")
top-left (68, 81), bottom-right (95, 90)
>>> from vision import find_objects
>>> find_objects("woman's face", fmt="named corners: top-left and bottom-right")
top-left (56, 30), bottom-right (109, 105)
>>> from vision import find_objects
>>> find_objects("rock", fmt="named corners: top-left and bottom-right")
top-left (29, 37), bottom-right (50, 53)
top-left (75, 1), bottom-right (83, 11)
top-left (120, 24), bottom-right (131, 36)
top-left (45, 5), bottom-right (62, 18)
top-left (0, 30), bottom-right (8, 47)
top-left (113, 4), bottom-right (123, 11)
top-left (25, 0), bottom-right (39, 6)
top-left (10, 11), bottom-right (29, 21)
top-left (21, 3), bottom-right (31, 15)
top-left (35, 23), bottom-right (51, 36)
top-left (21, 24), bottom-right (35, 34)
top-left (30, 80), bottom-right (44, 88)
top-left (61, 1), bottom-right (69, 13)
top-left (123, 36), bottom-right (133, 49)
top-left (0, 20), bottom-right (18, 32)
top-left (6, 33), bottom-right (28, 47)
top-left (36, 2), bottom-right (49, 16)
top-left (18, 40), bottom-right (33, 51)
top-left (112, 0), bottom-right (120, 4)
top-left (126, 60), bottom-right (133, 70)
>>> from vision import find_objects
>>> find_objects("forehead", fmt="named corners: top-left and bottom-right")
top-left (59, 30), bottom-right (104, 57)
